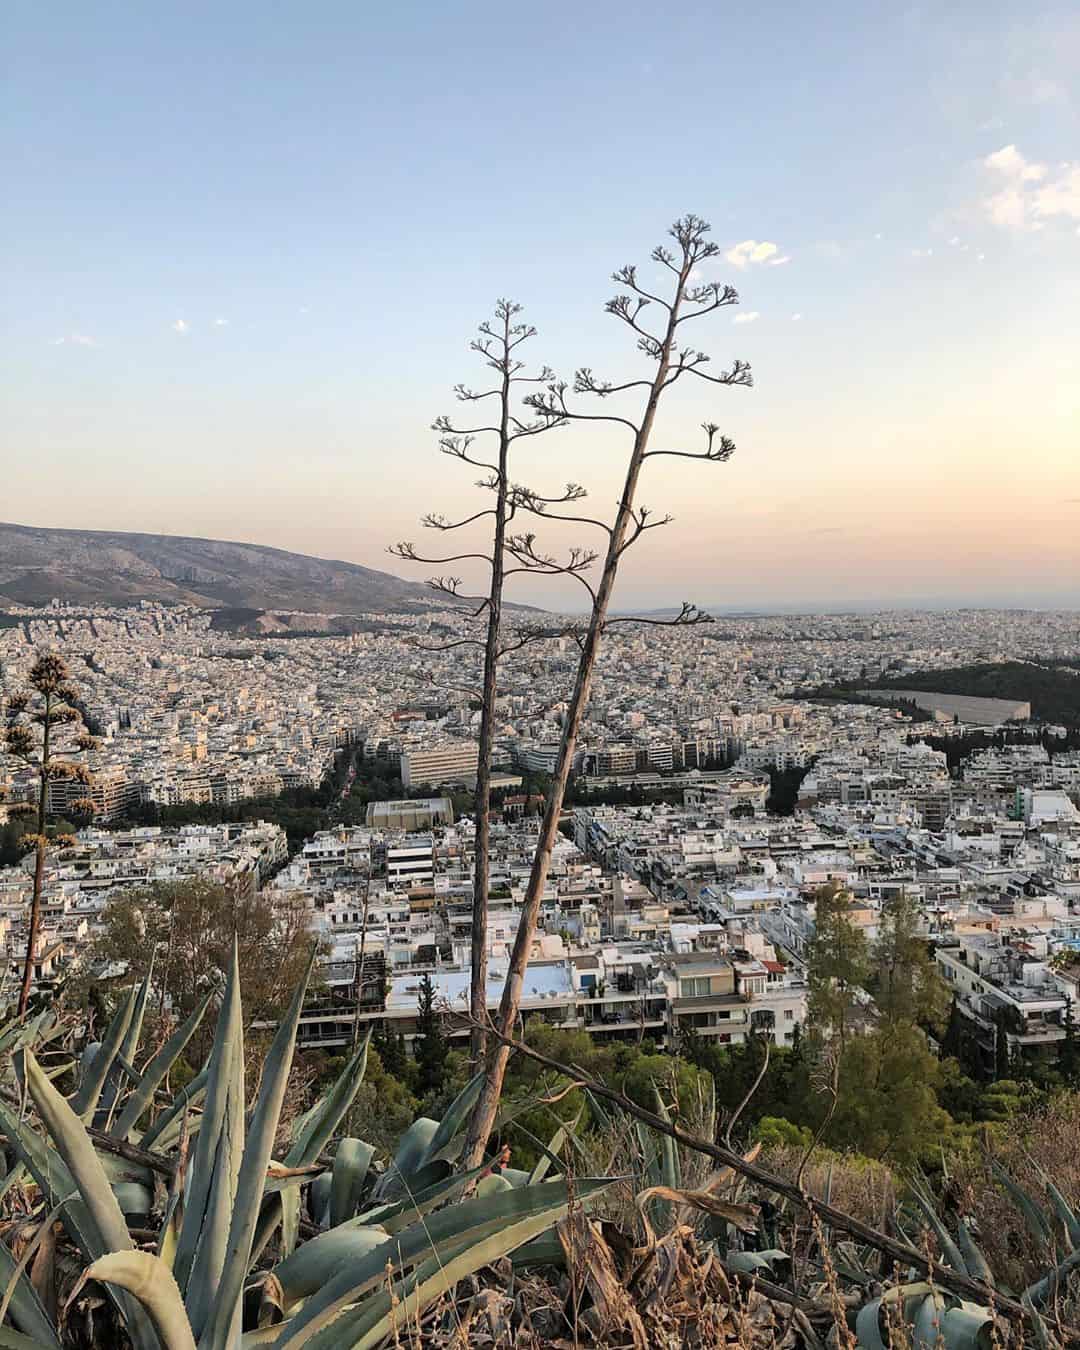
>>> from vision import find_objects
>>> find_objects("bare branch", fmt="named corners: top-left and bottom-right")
top-left (432, 433), bottom-right (499, 473)
top-left (676, 281), bottom-right (741, 323)
top-left (604, 293), bottom-right (661, 344)
top-left (617, 504), bottom-right (675, 555)
top-left (422, 508), bottom-right (497, 532)
top-left (674, 356), bottom-right (753, 389)
top-left (645, 421), bottom-right (737, 463)
top-left (388, 542), bottom-right (493, 566)
top-left (611, 264), bottom-right (672, 310)
top-left (604, 601), bottom-right (713, 628)
top-left (524, 383), bottom-right (639, 434)
top-left (573, 368), bottom-right (654, 398)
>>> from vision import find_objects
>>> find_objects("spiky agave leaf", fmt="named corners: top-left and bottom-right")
top-left (172, 942), bottom-right (244, 1308)
top-left (197, 948), bottom-right (315, 1350)
top-left (79, 1250), bottom-right (196, 1350)
top-left (71, 984), bottom-right (137, 1120)
top-left (113, 990), bottom-right (213, 1141)
top-left (140, 1067), bottom-right (208, 1151)
top-left (17, 1049), bottom-right (159, 1350)
top-left (328, 1139), bottom-right (375, 1228)
top-left (98, 955), bottom-right (157, 1124)
top-left (272, 1177), bottom-right (612, 1348)
top-left (250, 1033), bottom-right (373, 1265)
top-left (990, 1159), bottom-right (1054, 1256)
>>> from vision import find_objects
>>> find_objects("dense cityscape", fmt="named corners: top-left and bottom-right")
top-left (3, 600), bottom-right (1078, 1086)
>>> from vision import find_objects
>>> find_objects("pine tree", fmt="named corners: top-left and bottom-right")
top-left (872, 890), bottom-right (949, 1031)
top-left (414, 973), bottom-right (447, 1096)
top-left (805, 882), bottom-right (870, 1046)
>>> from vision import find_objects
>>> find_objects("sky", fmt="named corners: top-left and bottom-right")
top-left (3, 0), bottom-right (1079, 613)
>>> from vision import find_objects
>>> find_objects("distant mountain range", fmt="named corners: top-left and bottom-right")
top-left (0, 522), bottom-right (485, 622)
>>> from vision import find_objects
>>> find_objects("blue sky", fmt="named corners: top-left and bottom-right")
top-left (3, 0), bottom-right (1079, 610)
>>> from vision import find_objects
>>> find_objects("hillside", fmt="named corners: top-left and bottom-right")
top-left (863, 661), bottom-right (1080, 725)
top-left (0, 522), bottom-right (474, 617)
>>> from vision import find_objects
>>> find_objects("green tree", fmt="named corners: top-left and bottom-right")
top-left (414, 973), bottom-right (447, 1096)
top-left (871, 891), bottom-right (949, 1031)
top-left (805, 883), bottom-right (870, 1045)
top-left (372, 1023), bottom-right (410, 1080)
top-left (827, 1024), bottom-right (952, 1166)
top-left (87, 878), bottom-right (318, 1040)
top-left (3, 652), bottom-right (94, 1013)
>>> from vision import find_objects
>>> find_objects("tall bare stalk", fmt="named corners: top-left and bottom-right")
top-left (462, 213), bottom-right (752, 1165)
top-left (391, 303), bottom-right (591, 1059)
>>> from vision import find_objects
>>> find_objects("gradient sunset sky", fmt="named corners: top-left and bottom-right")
top-left (3, 1), bottom-right (1078, 612)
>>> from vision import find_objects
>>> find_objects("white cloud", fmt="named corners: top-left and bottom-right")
top-left (768, 254), bottom-right (791, 267)
top-left (986, 186), bottom-right (1028, 228)
top-left (724, 239), bottom-right (784, 267)
top-left (980, 145), bottom-right (1080, 230)
top-left (52, 333), bottom-right (97, 347)
top-left (733, 311), bottom-right (760, 325)
top-left (911, 247), bottom-right (934, 258)
top-left (791, 313), bottom-right (802, 322)
top-left (984, 144), bottom-right (1046, 182)
top-left (873, 232), bottom-right (883, 240)
top-left (213, 317), bottom-right (229, 327)
top-left (172, 318), bottom-right (190, 334)
top-left (1032, 164), bottom-right (1080, 221)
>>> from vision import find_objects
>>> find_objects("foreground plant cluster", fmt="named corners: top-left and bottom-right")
top-left (0, 953), bottom-right (1077, 1350)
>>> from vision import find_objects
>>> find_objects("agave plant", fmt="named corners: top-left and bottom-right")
top-left (0, 948), bottom-right (612, 1349)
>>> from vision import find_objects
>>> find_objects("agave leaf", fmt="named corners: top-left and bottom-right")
top-left (476, 1174), bottom-right (513, 1196)
top-left (18, 1051), bottom-right (158, 1350)
top-left (373, 1118), bottom-right (439, 1198)
top-left (0, 1231), bottom-right (63, 1347)
top-left (0, 1328), bottom-right (63, 1350)
top-left (250, 1037), bottom-right (373, 1268)
top-left (1022, 1291), bottom-right (1053, 1350)
top-left (912, 1291), bottom-right (946, 1347)
top-left (0, 1103), bottom-right (90, 1256)
top-left (510, 1230), bottom-right (566, 1269)
top-left (421, 1072), bottom-right (485, 1165)
top-left (855, 1283), bottom-right (935, 1350)
top-left (71, 985), bottom-right (137, 1120)
top-left (288, 1032), bottom-right (370, 1165)
top-left (990, 1160), bottom-right (1054, 1254)
top-left (114, 990), bottom-right (214, 1141)
top-left (328, 1139), bottom-right (375, 1229)
top-left (82, 1250), bottom-right (196, 1350)
top-left (353, 1162), bottom-right (490, 1236)
top-left (725, 1250), bottom-right (791, 1277)
top-left (198, 949), bottom-right (314, 1350)
top-left (941, 1303), bottom-right (996, 1350)
top-left (173, 942), bottom-right (244, 1302)
top-left (584, 1087), bottom-right (613, 1132)
top-left (271, 1225), bottom-right (388, 1307)
top-left (653, 1088), bottom-right (681, 1190)
top-left (528, 1108), bottom-right (582, 1185)
top-left (330, 1207), bottom-right (585, 1350)
top-left (906, 1180), bottom-right (969, 1276)
top-left (273, 1177), bottom-right (612, 1348)
top-left (1035, 1168), bottom-right (1080, 1251)
top-left (21, 1050), bottom-right (132, 1256)
top-left (140, 1067), bottom-right (208, 1151)
top-left (99, 957), bottom-right (156, 1123)
top-left (956, 1219), bottom-right (995, 1289)
top-left (309, 1172), bottom-right (332, 1229)
top-left (634, 1121), bottom-right (660, 1189)
top-left (1022, 1246), bottom-right (1080, 1309)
